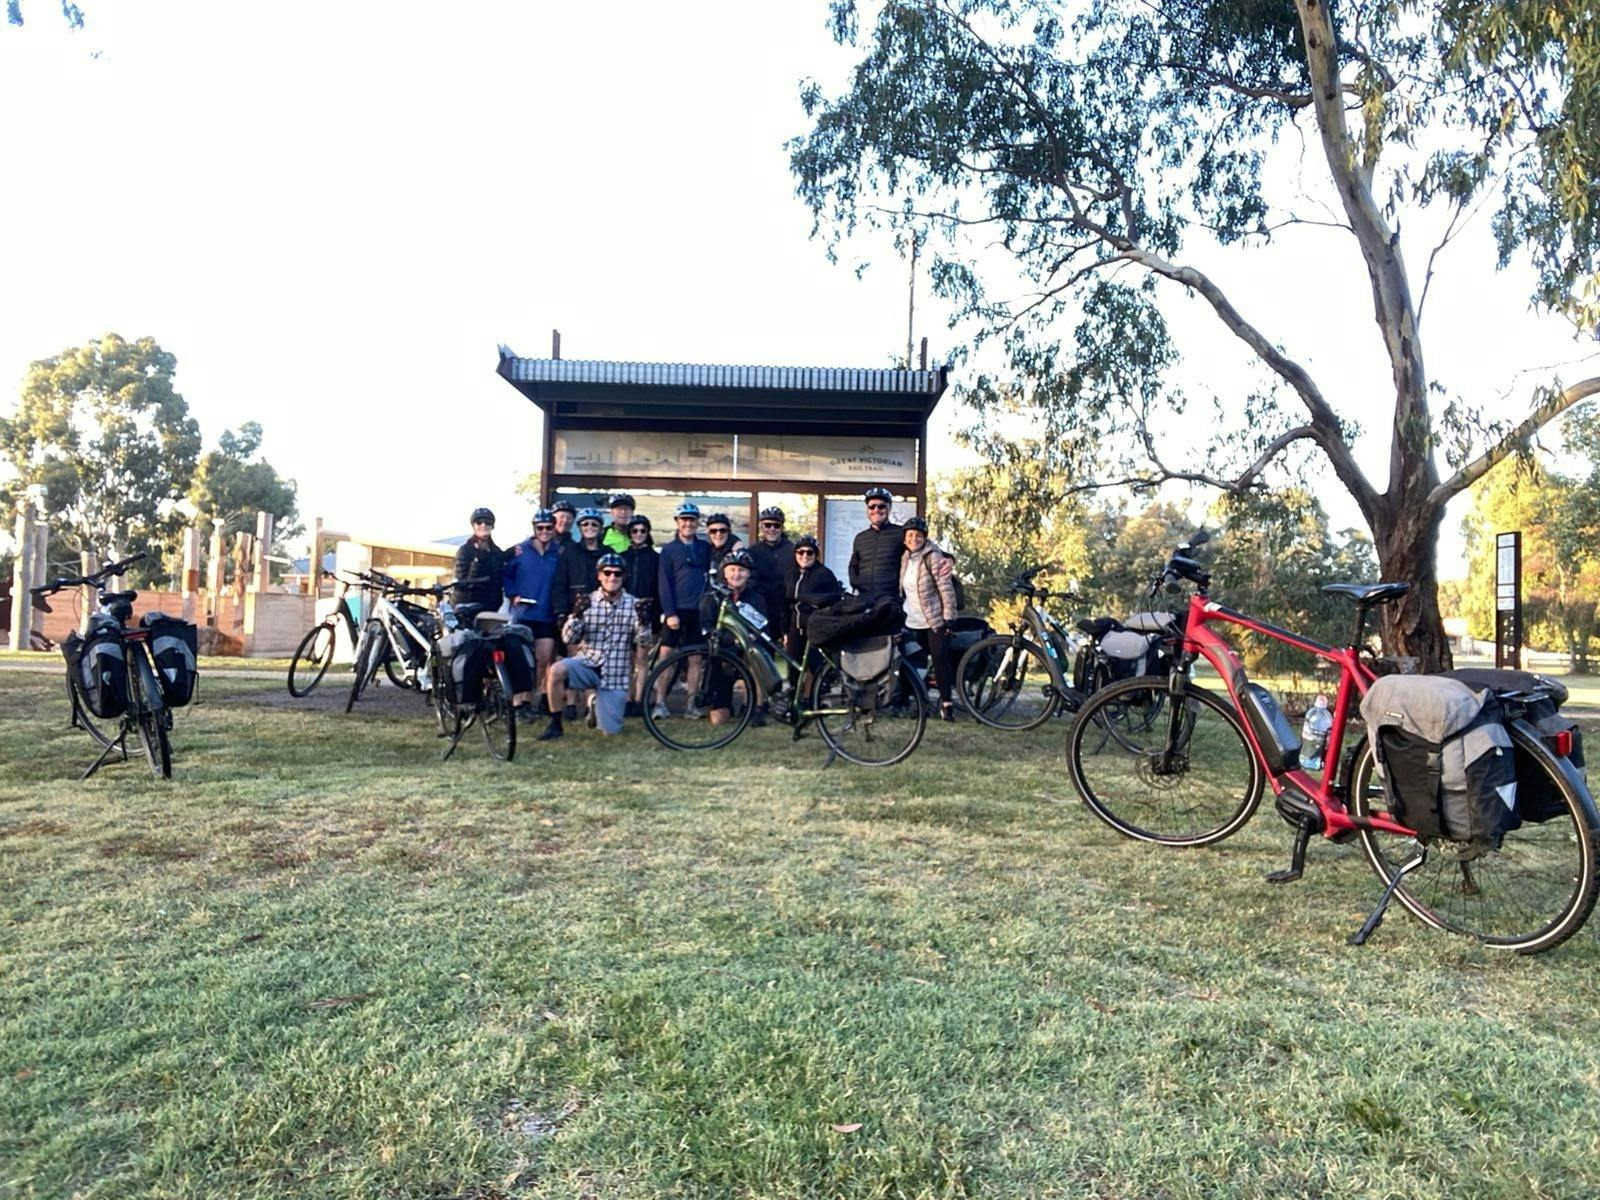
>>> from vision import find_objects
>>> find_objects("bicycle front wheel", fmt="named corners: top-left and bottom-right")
top-left (137, 705), bottom-right (172, 779)
top-left (481, 664), bottom-right (517, 762)
top-left (956, 635), bottom-right (1059, 730)
top-left (1346, 730), bottom-right (1600, 953)
top-left (1068, 678), bottom-right (1262, 845)
top-left (811, 660), bottom-right (927, 767)
top-left (289, 623), bottom-right (337, 697)
top-left (642, 648), bottom-right (755, 751)
top-left (345, 624), bottom-right (382, 712)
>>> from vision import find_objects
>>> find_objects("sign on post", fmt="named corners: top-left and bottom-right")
top-left (1495, 530), bottom-right (1521, 669)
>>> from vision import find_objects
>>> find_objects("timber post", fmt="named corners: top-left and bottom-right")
top-left (8, 504), bottom-right (34, 652)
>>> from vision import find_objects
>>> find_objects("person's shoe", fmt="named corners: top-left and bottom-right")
top-left (684, 702), bottom-right (707, 719)
top-left (585, 695), bottom-right (598, 729)
top-left (650, 701), bottom-right (671, 721)
top-left (515, 705), bottom-right (536, 725)
top-left (564, 703), bottom-right (578, 721)
top-left (940, 702), bottom-right (956, 723)
top-left (536, 694), bottom-right (550, 716)
top-left (536, 718), bottom-right (564, 741)
top-left (751, 705), bottom-right (769, 728)
top-left (624, 700), bottom-right (642, 719)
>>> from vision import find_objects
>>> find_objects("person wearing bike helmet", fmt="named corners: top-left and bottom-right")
top-left (604, 492), bottom-right (636, 554)
top-left (704, 512), bottom-right (741, 577)
top-left (654, 502), bottom-right (711, 718)
top-left (700, 548), bottom-right (768, 727)
top-left (503, 507), bottom-right (562, 719)
top-left (849, 487), bottom-right (902, 603)
top-left (748, 505), bottom-right (795, 643)
top-left (553, 507), bottom-right (608, 623)
top-left (622, 514), bottom-right (660, 717)
top-left (550, 498), bottom-right (577, 544)
top-left (784, 533), bottom-right (842, 658)
top-left (453, 507), bottom-right (506, 611)
top-left (540, 552), bottom-right (652, 740)
top-left (901, 516), bottom-right (960, 721)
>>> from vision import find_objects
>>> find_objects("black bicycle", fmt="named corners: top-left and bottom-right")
top-left (31, 554), bottom-right (198, 780)
top-left (288, 569), bottom-right (374, 697)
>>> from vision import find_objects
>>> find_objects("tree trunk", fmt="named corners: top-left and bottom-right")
top-left (1375, 503), bottom-right (1453, 672)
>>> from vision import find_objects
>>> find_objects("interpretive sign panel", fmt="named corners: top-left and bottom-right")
top-left (822, 496), bottom-right (917, 585)
top-left (555, 431), bottom-right (917, 484)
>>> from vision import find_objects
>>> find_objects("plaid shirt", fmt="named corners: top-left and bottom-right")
top-left (562, 588), bottom-right (652, 690)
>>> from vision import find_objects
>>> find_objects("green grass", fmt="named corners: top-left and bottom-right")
top-left (5, 672), bottom-right (1600, 1199)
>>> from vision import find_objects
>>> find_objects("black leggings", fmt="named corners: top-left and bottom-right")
top-left (909, 626), bottom-right (954, 707)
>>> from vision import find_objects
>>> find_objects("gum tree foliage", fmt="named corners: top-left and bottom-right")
top-left (187, 421), bottom-right (301, 554)
top-left (0, 334), bottom-right (200, 575)
top-left (791, 0), bottom-right (1600, 669)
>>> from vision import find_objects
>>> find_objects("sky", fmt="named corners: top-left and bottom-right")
top-left (2, 0), bottom-right (1595, 579)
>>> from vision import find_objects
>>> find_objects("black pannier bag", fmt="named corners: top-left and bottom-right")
top-left (807, 596), bottom-right (904, 649)
top-left (1360, 675), bottom-right (1519, 845)
top-left (142, 613), bottom-right (199, 707)
top-left (438, 629), bottom-right (489, 707)
top-left (1443, 668), bottom-right (1583, 824)
top-left (62, 620), bottom-right (129, 719)
top-left (492, 623), bottom-right (537, 695)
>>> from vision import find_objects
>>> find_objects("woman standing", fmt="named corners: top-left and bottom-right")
top-left (622, 514), bottom-right (661, 717)
top-left (453, 507), bottom-right (506, 612)
top-left (899, 517), bottom-right (959, 722)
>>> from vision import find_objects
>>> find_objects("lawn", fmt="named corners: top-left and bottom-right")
top-left (4, 669), bottom-right (1600, 1199)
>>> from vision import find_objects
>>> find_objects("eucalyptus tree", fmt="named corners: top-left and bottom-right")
top-left (792, 0), bottom-right (1600, 667)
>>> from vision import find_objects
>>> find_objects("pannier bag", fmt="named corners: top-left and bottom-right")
top-left (439, 629), bottom-right (490, 707)
top-left (492, 623), bottom-right (537, 695)
top-left (1121, 611), bottom-right (1181, 635)
top-left (1100, 629), bottom-right (1158, 680)
top-left (1360, 675), bottom-right (1519, 845)
top-left (838, 634), bottom-right (899, 708)
top-left (61, 623), bottom-right (129, 719)
top-left (807, 596), bottom-right (904, 649)
top-left (1443, 668), bottom-right (1582, 824)
top-left (142, 613), bottom-right (199, 707)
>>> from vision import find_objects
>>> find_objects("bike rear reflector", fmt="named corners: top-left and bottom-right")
top-left (1552, 729), bottom-right (1575, 758)
top-left (492, 649), bottom-right (505, 663)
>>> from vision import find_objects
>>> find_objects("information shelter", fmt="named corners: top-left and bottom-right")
top-left (495, 347), bottom-right (949, 582)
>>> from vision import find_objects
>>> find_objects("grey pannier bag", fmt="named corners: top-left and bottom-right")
top-left (1359, 675), bottom-right (1519, 845)
top-left (838, 634), bottom-right (898, 708)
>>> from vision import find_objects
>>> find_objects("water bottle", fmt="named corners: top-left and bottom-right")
top-left (1299, 694), bottom-right (1332, 771)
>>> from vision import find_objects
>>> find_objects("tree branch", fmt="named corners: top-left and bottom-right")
top-left (1429, 377), bottom-right (1600, 507)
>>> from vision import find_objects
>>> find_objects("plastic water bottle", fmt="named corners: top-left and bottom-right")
top-left (1300, 694), bottom-right (1332, 771)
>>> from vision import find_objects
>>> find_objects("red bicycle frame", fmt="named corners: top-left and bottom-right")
top-left (1180, 593), bottom-right (1416, 839)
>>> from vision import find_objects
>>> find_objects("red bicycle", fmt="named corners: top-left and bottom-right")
top-left (1067, 532), bottom-right (1600, 953)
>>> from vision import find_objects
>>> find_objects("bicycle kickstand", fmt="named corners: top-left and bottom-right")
top-left (1350, 845), bottom-right (1429, 947)
top-left (81, 731), bottom-right (128, 780)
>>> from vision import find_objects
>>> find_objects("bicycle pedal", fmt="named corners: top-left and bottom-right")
top-left (1264, 867), bottom-right (1303, 885)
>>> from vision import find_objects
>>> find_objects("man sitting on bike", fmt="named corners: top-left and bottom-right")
top-left (503, 507), bottom-right (562, 720)
top-left (700, 549), bottom-right (768, 728)
top-left (539, 553), bottom-right (652, 740)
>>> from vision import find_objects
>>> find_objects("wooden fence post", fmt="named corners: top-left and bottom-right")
top-left (206, 526), bottom-right (226, 626)
top-left (79, 551), bottom-right (94, 635)
top-left (252, 511), bottom-right (273, 592)
top-left (30, 521), bottom-right (48, 646)
top-left (181, 527), bottom-right (201, 622)
top-left (9, 505), bottom-right (34, 651)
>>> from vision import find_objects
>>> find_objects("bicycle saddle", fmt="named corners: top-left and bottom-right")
top-left (1320, 582), bottom-right (1411, 607)
top-left (1077, 616), bottom-right (1124, 639)
top-left (101, 590), bottom-right (137, 605)
top-left (452, 603), bottom-right (485, 625)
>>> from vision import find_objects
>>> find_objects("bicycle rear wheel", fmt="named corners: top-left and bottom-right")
top-left (812, 660), bottom-right (927, 766)
top-left (642, 648), bottom-right (754, 751)
top-left (1346, 730), bottom-right (1600, 953)
top-left (1088, 662), bottom-right (1168, 752)
top-left (136, 706), bottom-right (172, 779)
top-left (956, 635), bottom-right (1059, 730)
top-left (288, 622), bottom-right (337, 697)
top-left (345, 624), bottom-right (382, 712)
top-left (481, 664), bottom-right (517, 762)
top-left (1068, 678), bottom-right (1262, 845)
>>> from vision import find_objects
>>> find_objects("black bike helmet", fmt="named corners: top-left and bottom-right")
top-left (628, 514), bottom-right (652, 531)
top-left (550, 499), bottom-right (576, 515)
top-left (706, 513), bottom-right (732, 531)
top-left (470, 507), bottom-right (496, 526)
top-left (607, 492), bottom-right (636, 509)
top-left (902, 515), bottom-right (929, 533)
top-left (758, 506), bottom-right (785, 524)
top-left (596, 552), bottom-right (626, 574)
top-left (863, 486), bottom-right (893, 504)
top-left (794, 534), bottom-right (819, 551)
top-left (721, 548), bottom-right (754, 570)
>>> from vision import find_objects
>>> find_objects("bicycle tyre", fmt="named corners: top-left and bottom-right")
top-left (1088, 662), bottom-right (1169, 753)
top-left (812, 659), bottom-right (928, 767)
top-left (1068, 677), bottom-right (1263, 846)
top-left (288, 622), bottom-right (337, 697)
top-left (430, 647), bottom-right (456, 735)
top-left (1346, 730), bottom-right (1600, 953)
top-left (642, 648), bottom-right (754, 751)
top-left (956, 634), bottom-right (1060, 730)
top-left (66, 670), bottom-right (117, 751)
top-left (481, 664), bottom-right (517, 762)
top-left (345, 624), bottom-right (382, 712)
top-left (136, 704), bottom-right (172, 779)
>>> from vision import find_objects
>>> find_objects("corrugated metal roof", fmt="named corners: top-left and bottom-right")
top-left (497, 351), bottom-right (945, 395)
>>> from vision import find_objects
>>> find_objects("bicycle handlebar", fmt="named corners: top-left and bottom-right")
top-left (29, 552), bottom-right (147, 598)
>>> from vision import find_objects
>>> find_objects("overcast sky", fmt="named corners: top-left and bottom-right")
top-left (2, 1), bottom-right (1594, 578)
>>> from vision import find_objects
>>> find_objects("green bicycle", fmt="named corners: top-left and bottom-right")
top-left (642, 587), bottom-right (928, 766)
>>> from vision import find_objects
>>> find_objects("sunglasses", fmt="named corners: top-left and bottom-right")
top-left (708, 527), bottom-right (730, 534)
top-left (866, 503), bottom-right (889, 511)
top-left (760, 521), bottom-right (782, 528)
top-left (599, 568), bottom-right (623, 577)
top-left (534, 524), bottom-right (554, 531)
top-left (795, 548), bottom-right (816, 556)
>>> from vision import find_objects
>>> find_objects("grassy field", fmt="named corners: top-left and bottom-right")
top-left (5, 669), bottom-right (1600, 1199)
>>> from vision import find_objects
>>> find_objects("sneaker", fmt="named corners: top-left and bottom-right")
top-left (650, 702), bottom-right (670, 721)
top-left (585, 695), bottom-right (597, 729)
top-left (684, 702), bottom-right (707, 720)
top-left (515, 705), bottom-right (537, 725)
top-left (536, 719), bottom-right (564, 741)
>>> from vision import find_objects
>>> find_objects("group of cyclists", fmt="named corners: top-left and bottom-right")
top-left (450, 486), bottom-right (964, 741)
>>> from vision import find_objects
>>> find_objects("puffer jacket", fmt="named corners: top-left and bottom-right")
top-left (899, 541), bottom-right (958, 630)
top-left (849, 522), bottom-right (903, 602)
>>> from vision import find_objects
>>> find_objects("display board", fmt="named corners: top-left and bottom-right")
top-left (822, 496), bottom-right (917, 588)
top-left (555, 431), bottom-right (917, 485)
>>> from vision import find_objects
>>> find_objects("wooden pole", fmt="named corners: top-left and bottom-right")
top-left (9, 505), bottom-right (34, 651)
top-left (30, 521), bottom-right (48, 645)
top-left (181, 526), bottom-right (201, 621)
top-left (206, 526), bottom-right (226, 625)
top-left (80, 551), bottom-right (94, 635)
top-left (252, 511), bottom-right (273, 592)
top-left (307, 517), bottom-right (324, 595)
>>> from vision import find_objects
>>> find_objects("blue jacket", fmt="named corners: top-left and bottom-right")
top-left (502, 537), bottom-right (562, 623)
top-left (658, 536), bottom-right (711, 620)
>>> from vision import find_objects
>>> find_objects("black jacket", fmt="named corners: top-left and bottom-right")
top-left (453, 537), bottom-right (506, 610)
top-left (621, 543), bottom-right (661, 624)
top-left (785, 561), bottom-right (843, 631)
top-left (706, 532), bottom-right (743, 579)
top-left (849, 522), bottom-right (902, 602)
top-left (748, 535), bottom-right (795, 632)
top-left (553, 539), bottom-right (608, 618)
